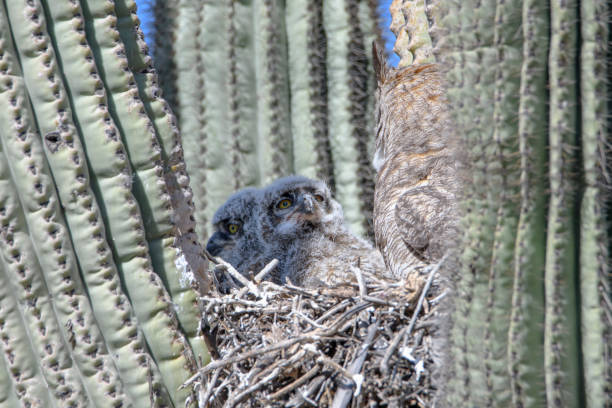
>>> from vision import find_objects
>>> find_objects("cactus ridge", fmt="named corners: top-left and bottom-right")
top-left (508, 0), bottom-right (549, 405)
top-left (116, 0), bottom-right (210, 362)
top-left (579, 0), bottom-right (611, 405)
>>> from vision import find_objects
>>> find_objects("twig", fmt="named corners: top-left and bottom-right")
top-left (198, 368), bottom-right (221, 407)
top-left (268, 364), bottom-right (320, 400)
top-left (351, 266), bottom-right (367, 300)
top-left (332, 322), bottom-right (379, 408)
top-left (380, 256), bottom-right (446, 375)
top-left (236, 259), bottom-right (279, 299)
top-left (227, 367), bottom-right (281, 407)
top-left (303, 345), bottom-right (355, 384)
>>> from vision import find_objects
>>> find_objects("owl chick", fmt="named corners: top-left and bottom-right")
top-left (372, 43), bottom-right (461, 279)
top-left (259, 175), bottom-right (387, 288)
top-left (206, 187), bottom-right (270, 280)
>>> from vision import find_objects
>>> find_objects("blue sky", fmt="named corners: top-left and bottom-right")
top-left (134, 0), bottom-right (399, 67)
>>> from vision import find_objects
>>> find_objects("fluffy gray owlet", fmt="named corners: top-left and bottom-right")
top-left (206, 187), bottom-right (271, 281)
top-left (259, 175), bottom-right (387, 288)
top-left (372, 43), bottom-right (461, 279)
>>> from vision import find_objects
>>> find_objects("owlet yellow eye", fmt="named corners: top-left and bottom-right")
top-left (277, 198), bottom-right (292, 209)
top-left (314, 194), bottom-right (324, 202)
top-left (227, 223), bottom-right (239, 234)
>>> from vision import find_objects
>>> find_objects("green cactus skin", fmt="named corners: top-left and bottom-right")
top-left (360, 0), bottom-right (381, 163)
top-left (323, 0), bottom-right (375, 237)
top-left (152, 0), bottom-right (179, 118)
top-left (38, 0), bottom-right (175, 405)
top-left (113, 0), bottom-right (211, 366)
top-left (545, 0), bottom-right (582, 406)
top-left (482, 1), bottom-right (522, 405)
top-left (0, 261), bottom-right (54, 407)
top-left (199, 1), bottom-right (238, 237)
top-left (175, 0), bottom-right (210, 242)
top-left (285, 0), bottom-right (335, 186)
top-left (0, 2), bottom-right (132, 406)
top-left (254, 0), bottom-right (292, 184)
top-left (79, 0), bottom-right (202, 405)
top-left (0, 335), bottom-right (21, 407)
top-left (0, 129), bottom-right (90, 406)
top-left (508, 0), bottom-right (549, 405)
top-left (579, 0), bottom-right (610, 405)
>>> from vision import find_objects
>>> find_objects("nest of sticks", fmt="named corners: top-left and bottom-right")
top-left (183, 256), bottom-right (447, 407)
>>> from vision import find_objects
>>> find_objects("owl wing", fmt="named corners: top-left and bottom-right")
top-left (394, 185), bottom-right (451, 262)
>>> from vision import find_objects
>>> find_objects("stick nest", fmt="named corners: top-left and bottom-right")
top-left (184, 257), bottom-right (446, 407)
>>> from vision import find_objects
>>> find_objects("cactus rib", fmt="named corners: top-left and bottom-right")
top-left (579, 0), bottom-right (610, 405)
top-left (112, 0), bottom-right (211, 364)
top-left (285, 0), bottom-right (334, 185)
top-left (507, 0), bottom-right (549, 405)
top-left (0, 259), bottom-right (53, 407)
top-left (323, 0), bottom-right (374, 237)
top-left (254, 0), bottom-right (292, 183)
top-left (0, 118), bottom-right (89, 406)
top-left (79, 0), bottom-right (201, 404)
top-left (545, 0), bottom-right (582, 405)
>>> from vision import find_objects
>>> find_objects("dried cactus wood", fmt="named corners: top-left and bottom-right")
top-left (186, 257), bottom-right (446, 407)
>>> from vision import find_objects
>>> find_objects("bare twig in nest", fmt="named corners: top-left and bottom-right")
top-left (380, 255), bottom-right (447, 376)
top-left (332, 323), bottom-right (378, 408)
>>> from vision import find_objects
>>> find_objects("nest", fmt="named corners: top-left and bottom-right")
top-left (183, 256), bottom-right (447, 407)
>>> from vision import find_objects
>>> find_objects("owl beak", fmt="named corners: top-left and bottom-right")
top-left (301, 195), bottom-right (315, 214)
top-left (206, 232), bottom-right (224, 256)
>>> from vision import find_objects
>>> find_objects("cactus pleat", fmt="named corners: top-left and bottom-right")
top-left (0, 2), bottom-right (130, 405)
top-left (323, 0), bottom-right (375, 237)
top-left (152, 0), bottom-right (178, 116)
top-left (174, 0), bottom-right (208, 242)
top-left (0, 261), bottom-right (54, 406)
top-left (545, 0), bottom-right (582, 405)
top-left (199, 2), bottom-right (236, 239)
top-left (38, 0), bottom-right (176, 404)
top-left (483, 1), bottom-right (522, 405)
top-left (285, 0), bottom-right (334, 186)
top-left (508, 0), bottom-right (548, 405)
top-left (389, 0), bottom-right (434, 67)
top-left (254, 0), bottom-right (292, 184)
top-left (78, 0), bottom-right (202, 404)
top-left (0, 103), bottom-right (91, 406)
top-left (579, 0), bottom-right (611, 405)
top-left (112, 0), bottom-right (210, 364)
top-left (0, 335), bottom-right (21, 406)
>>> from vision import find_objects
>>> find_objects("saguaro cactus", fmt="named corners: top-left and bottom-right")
top-left (153, 0), bottom-right (382, 239)
top-left (0, 0), bottom-right (210, 406)
top-left (390, 0), bottom-right (612, 405)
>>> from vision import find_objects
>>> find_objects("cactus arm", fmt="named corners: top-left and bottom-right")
top-left (323, 0), bottom-right (375, 237)
top-left (482, 1), bottom-right (523, 405)
top-left (579, 0), bottom-right (610, 405)
top-left (253, 0), bottom-right (292, 184)
top-left (389, 0), bottom-right (435, 67)
top-left (0, 260), bottom-right (54, 407)
top-left (0, 2), bottom-right (133, 405)
top-left (545, 0), bottom-right (582, 405)
top-left (285, 0), bottom-right (334, 185)
top-left (507, 0), bottom-right (549, 405)
top-left (359, 0), bottom-right (379, 163)
top-left (112, 0), bottom-right (211, 364)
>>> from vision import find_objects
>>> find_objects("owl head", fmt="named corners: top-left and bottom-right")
top-left (206, 187), bottom-right (265, 274)
top-left (260, 175), bottom-right (343, 242)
